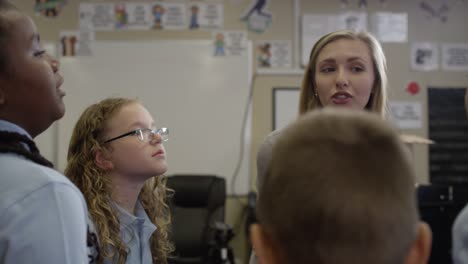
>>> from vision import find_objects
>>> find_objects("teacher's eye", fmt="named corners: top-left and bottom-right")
top-left (320, 67), bottom-right (335, 73)
top-left (350, 66), bottom-right (365, 72)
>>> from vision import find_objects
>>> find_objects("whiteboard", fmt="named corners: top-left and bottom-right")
top-left (273, 88), bottom-right (300, 131)
top-left (38, 40), bottom-right (252, 195)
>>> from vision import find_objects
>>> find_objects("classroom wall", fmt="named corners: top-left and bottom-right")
top-left (19, 0), bottom-right (468, 263)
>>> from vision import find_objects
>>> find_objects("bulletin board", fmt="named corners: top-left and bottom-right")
top-left (428, 87), bottom-right (468, 185)
top-left (42, 40), bottom-right (253, 195)
top-left (272, 87), bottom-right (300, 131)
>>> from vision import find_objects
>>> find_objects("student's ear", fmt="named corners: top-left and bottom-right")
top-left (250, 224), bottom-right (283, 264)
top-left (95, 148), bottom-right (114, 170)
top-left (404, 222), bottom-right (432, 264)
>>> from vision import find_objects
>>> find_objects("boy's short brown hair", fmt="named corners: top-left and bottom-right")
top-left (257, 108), bottom-right (419, 264)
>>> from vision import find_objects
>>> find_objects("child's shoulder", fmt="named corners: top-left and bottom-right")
top-left (0, 153), bottom-right (82, 208)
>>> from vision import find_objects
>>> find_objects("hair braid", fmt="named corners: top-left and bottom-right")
top-left (0, 131), bottom-right (54, 168)
top-left (0, 130), bottom-right (101, 264)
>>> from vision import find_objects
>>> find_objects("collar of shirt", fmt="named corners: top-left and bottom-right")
top-left (0, 120), bottom-right (34, 151)
top-left (112, 201), bottom-right (157, 263)
top-left (0, 120), bottom-right (32, 139)
top-left (112, 201), bottom-right (157, 234)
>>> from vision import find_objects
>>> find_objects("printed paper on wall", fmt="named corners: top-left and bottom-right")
top-left (372, 12), bottom-right (408, 43)
top-left (442, 43), bottom-right (468, 71)
top-left (188, 2), bottom-right (223, 30)
top-left (389, 101), bottom-right (422, 129)
top-left (79, 3), bottom-right (115, 31)
top-left (257, 40), bottom-right (291, 68)
top-left (213, 31), bottom-right (248, 57)
top-left (411, 42), bottom-right (439, 71)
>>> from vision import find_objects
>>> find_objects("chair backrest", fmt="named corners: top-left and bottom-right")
top-left (166, 175), bottom-right (226, 264)
top-left (417, 184), bottom-right (468, 264)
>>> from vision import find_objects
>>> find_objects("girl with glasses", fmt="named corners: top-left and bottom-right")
top-left (65, 97), bottom-right (173, 264)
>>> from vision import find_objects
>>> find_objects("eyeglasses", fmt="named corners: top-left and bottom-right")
top-left (103, 127), bottom-right (169, 144)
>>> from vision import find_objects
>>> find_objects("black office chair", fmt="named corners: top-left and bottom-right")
top-left (166, 175), bottom-right (227, 264)
top-left (417, 184), bottom-right (468, 264)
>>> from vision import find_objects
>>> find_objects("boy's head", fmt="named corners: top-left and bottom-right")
top-left (0, 1), bottom-right (64, 138)
top-left (250, 109), bottom-right (432, 264)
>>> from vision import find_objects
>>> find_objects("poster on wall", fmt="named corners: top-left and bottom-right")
top-left (76, 30), bottom-right (94, 56)
top-left (34, 0), bottom-right (67, 18)
top-left (77, 2), bottom-right (284, 32)
top-left (59, 30), bottom-right (94, 57)
top-left (301, 14), bottom-right (337, 66)
top-left (256, 40), bottom-right (291, 68)
top-left (188, 2), bottom-right (223, 30)
top-left (388, 101), bottom-right (422, 129)
top-left (59, 31), bottom-right (79, 57)
top-left (442, 43), bottom-right (468, 71)
top-left (113, 3), bottom-right (128, 30)
top-left (79, 3), bottom-right (115, 31)
top-left (115, 3), bottom-right (152, 30)
top-left (301, 12), bottom-right (369, 66)
top-left (79, 3), bottom-right (188, 31)
top-left (240, 0), bottom-right (272, 33)
top-left (213, 31), bottom-right (248, 57)
top-left (153, 2), bottom-right (187, 30)
top-left (336, 11), bottom-right (368, 32)
top-left (419, 1), bottom-right (449, 23)
top-left (411, 42), bottom-right (439, 71)
top-left (371, 12), bottom-right (408, 43)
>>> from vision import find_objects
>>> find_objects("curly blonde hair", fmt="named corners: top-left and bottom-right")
top-left (65, 97), bottom-right (173, 264)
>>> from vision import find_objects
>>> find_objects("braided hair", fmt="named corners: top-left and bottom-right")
top-left (0, 131), bottom-right (53, 167)
top-left (0, 130), bottom-right (101, 264)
